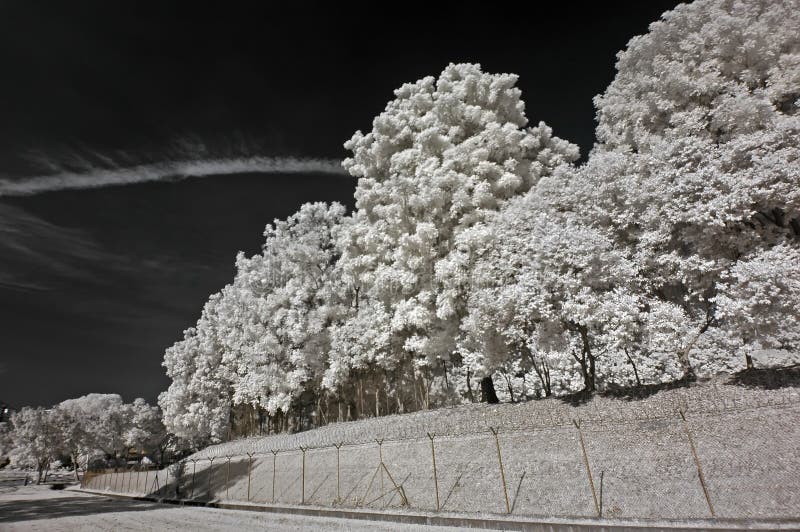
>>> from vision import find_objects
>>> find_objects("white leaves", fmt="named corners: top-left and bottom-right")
top-left (8, 396), bottom-right (163, 469)
top-left (161, 6), bottom-right (798, 427)
top-left (715, 243), bottom-right (800, 352)
top-left (159, 202), bottom-right (347, 443)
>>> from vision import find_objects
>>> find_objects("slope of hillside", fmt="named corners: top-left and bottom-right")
top-left (192, 372), bottom-right (800, 457)
top-left (86, 370), bottom-right (800, 520)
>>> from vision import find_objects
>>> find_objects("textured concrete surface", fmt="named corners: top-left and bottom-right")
top-left (1, 485), bottom-right (475, 531)
top-left (84, 379), bottom-right (800, 520)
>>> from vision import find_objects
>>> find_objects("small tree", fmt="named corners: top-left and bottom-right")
top-left (0, 421), bottom-right (12, 464)
top-left (125, 398), bottom-right (166, 463)
top-left (9, 407), bottom-right (63, 483)
top-left (715, 244), bottom-right (800, 368)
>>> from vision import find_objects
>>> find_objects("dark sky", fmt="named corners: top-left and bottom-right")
top-left (0, 1), bottom-right (682, 408)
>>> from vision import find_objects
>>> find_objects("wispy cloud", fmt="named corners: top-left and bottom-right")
top-left (0, 156), bottom-right (347, 197)
top-left (0, 204), bottom-right (126, 291)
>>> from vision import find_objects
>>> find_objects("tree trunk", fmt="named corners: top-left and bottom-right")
top-left (527, 351), bottom-right (552, 397)
top-left (569, 324), bottom-right (596, 393)
top-left (358, 378), bottom-right (365, 418)
top-left (678, 317), bottom-right (713, 380)
top-left (465, 368), bottom-right (475, 402)
top-left (586, 352), bottom-right (596, 392)
top-left (541, 358), bottom-right (552, 397)
top-left (480, 376), bottom-right (499, 404)
top-left (503, 373), bottom-right (516, 403)
top-left (72, 453), bottom-right (80, 481)
top-left (624, 349), bottom-right (642, 387)
top-left (413, 376), bottom-right (420, 410)
top-left (677, 349), bottom-right (696, 381)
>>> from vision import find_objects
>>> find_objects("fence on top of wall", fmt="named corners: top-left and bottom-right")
top-left (83, 376), bottom-right (800, 520)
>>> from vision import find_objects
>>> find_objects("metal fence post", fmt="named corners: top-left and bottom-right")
top-left (207, 457), bottom-right (215, 500)
top-left (599, 470), bottom-right (604, 517)
top-left (225, 456), bottom-right (232, 500)
top-left (679, 410), bottom-right (715, 517)
top-left (334, 442), bottom-right (343, 504)
top-left (427, 433), bottom-right (440, 511)
top-left (573, 419), bottom-right (600, 517)
top-left (271, 449), bottom-right (279, 503)
top-left (246, 453), bottom-right (254, 502)
top-left (300, 446), bottom-right (307, 504)
top-left (489, 427), bottom-right (510, 514)
top-left (376, 439), bottom-right (385, 508)
top-left (189, 459), bottom-right (198, 499)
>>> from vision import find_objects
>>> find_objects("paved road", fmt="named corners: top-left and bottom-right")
top-left (0, 484), bottom-right (487, 531)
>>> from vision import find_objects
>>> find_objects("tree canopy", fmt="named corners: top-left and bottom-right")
top-left (159, 0), bottom-right (800, 444)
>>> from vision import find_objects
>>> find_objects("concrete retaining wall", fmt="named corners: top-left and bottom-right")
top-left (84, 383), bottom-right (800, 520)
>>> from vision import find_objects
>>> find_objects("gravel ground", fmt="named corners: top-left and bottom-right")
top-left (85, 376), bottom-right (800, 520)
top-left (0, 485), bottom-right (497, 531)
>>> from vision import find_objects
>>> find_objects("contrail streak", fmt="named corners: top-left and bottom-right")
top-left (0, 156), bottom-right (347, 197)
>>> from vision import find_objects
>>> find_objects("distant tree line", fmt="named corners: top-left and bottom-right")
top-left (0, 394), bottom-right (181, 483)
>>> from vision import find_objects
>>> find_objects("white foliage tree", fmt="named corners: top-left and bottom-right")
top-left (715, 244), bottom-right (800, 365)
top-left (583, 0), bottom-right (800, 374)
top-left (55, 394), bottom-right (164, 474)
top-left (55, 396), bottom-right (100, 479)
top-left (160, 202), bottom-right (346, 438)
top-left (329, 63), bottom-right (579, 405)
top-left (124, 398), bottom-right (166, 459)
top-left (9, 407), bottom-right (63, 483)
top-left (457, 189), bottom-right (686, 395)
top-left (157, 2), bottom-right (800, 428)
top-left (159, 313), bottom-right (235, 445)
top-left (0, 421), bottom-right (11, 460)
top-left (231, 202), bottom-right (346, 423)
